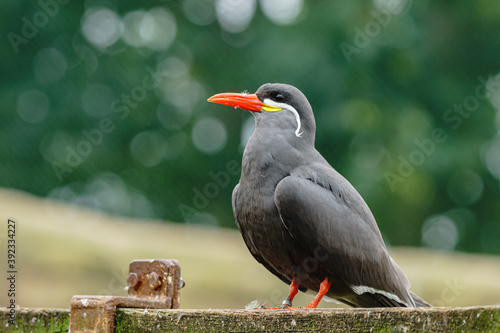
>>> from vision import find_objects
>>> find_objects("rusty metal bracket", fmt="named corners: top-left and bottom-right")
top-left (70, 259), bottom-right (183, 332)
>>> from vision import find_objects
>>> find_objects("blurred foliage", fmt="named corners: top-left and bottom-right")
top-left (1, 0), bottom-right (500, 254)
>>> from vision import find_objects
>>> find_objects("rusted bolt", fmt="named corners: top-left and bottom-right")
top-left (126, 259), bottom-right (181, 308)
top-left (149, 272), bottom-right (161, 289)
top-left (127, 272), bottom-right (139, 289)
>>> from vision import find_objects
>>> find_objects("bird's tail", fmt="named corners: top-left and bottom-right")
top-left (410, 291), bottom-right (432, 307)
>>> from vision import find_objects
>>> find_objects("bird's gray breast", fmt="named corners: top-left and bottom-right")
top-left (238, 148), bottom-right (286, 225)
top-left (234, 142), bottom-right (301, 278)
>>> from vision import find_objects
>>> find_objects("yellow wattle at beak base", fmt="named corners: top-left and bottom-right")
top-left (262, 104), bottom-right (282, 112)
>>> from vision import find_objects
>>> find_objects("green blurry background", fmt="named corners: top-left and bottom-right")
top-left (1, 0), bottom-right (500, 309)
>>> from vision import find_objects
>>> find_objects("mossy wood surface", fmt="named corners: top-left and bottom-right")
top-left (116, 306), bottom-right (500, 332)
top-left (1, 308), bottom-right (70, 332)
top-left (1, 306), bottom-right (499, 332)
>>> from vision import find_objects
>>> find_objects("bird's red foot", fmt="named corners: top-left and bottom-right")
top-left (259, 305), bottom-right (307, 310)
top-left (258, 278), bottom-right (331, 310)
top-left (280, 305), bottom-right (303, 309)
top-left (304, 278), bottom-right (331, 309)
top-left (260, 278), bottom-right (331, 310)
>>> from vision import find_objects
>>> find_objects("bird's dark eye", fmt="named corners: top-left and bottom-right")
top-left (275, 93), bottom-right (285, 102)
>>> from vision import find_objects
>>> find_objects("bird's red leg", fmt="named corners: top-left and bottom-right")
top-left (260, 280), bottom-right (299, 309)
top-left (281, 280), bottom-right (299, 308)
top-left (260, 278), bottom-right (330, 309)
top-left (304, 278), bottom-right (331, 309)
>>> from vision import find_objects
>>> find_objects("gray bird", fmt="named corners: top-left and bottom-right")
top-left (208, 83), bottom-right (430, 308)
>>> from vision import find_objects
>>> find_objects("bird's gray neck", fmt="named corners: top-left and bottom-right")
top-left (239, 126), bottom-right (316, 196)
top-left (254, 113), bottom-right (316, 148)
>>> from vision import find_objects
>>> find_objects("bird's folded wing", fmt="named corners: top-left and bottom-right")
top-left (274, 169), bottom-right (413, 306)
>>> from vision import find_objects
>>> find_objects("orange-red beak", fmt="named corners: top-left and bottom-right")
top-left (207, 93), bottom-right (263, 112)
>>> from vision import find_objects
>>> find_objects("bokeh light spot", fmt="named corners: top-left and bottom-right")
top-left (215, 0), bottom-right (257, 33)
top-left (167, 80), bottom-right (204, 110)
top-left (447, 169), bottom-right (483, 205)
top-left (373, 0), bottom-right (410, 14)
top-left (144, 8), bottom-right (176, 50)
top-left (482, 135), bottom-right (500, 180)
top-left (17, 89), bottom-right (50, 124)
top-left (260, 0), bottom-right (303, 25)
top-left (192, 117), bottom-right (227, 154)
top-left (157, 57), bottom-right (189, 78)
top-left (33, 48), bottom-right (67, 84)
top-left (130, 131), bottom-right (166, 167)
top-left (82, 8), bottom-right (123, 48)
top-left (86, 173), bottom-right (131, 212)
top-left (421, 215), bottom-right (459, 251)
top-left (182, 0), bottom-right (216, 26)
top-left (122, 10), bottom-right (147, 48)
top-left (40, 131), bottom-right (74, 163)
top-left (122, 8), bottom-right (176, 50)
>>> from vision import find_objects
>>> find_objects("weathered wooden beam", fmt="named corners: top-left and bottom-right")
top-left (0, 308), bottom-right (69, 332)
top-left (116, 306), bottom-right (500, 332)
top-left (2, 306), bottom-right (499, 332)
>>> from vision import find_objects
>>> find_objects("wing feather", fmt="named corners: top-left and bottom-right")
top-left (274, 167), bottom-right (415, 307)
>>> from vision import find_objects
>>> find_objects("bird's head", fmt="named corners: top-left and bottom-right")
top-left (208, 83), bottom-right (316, 142)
